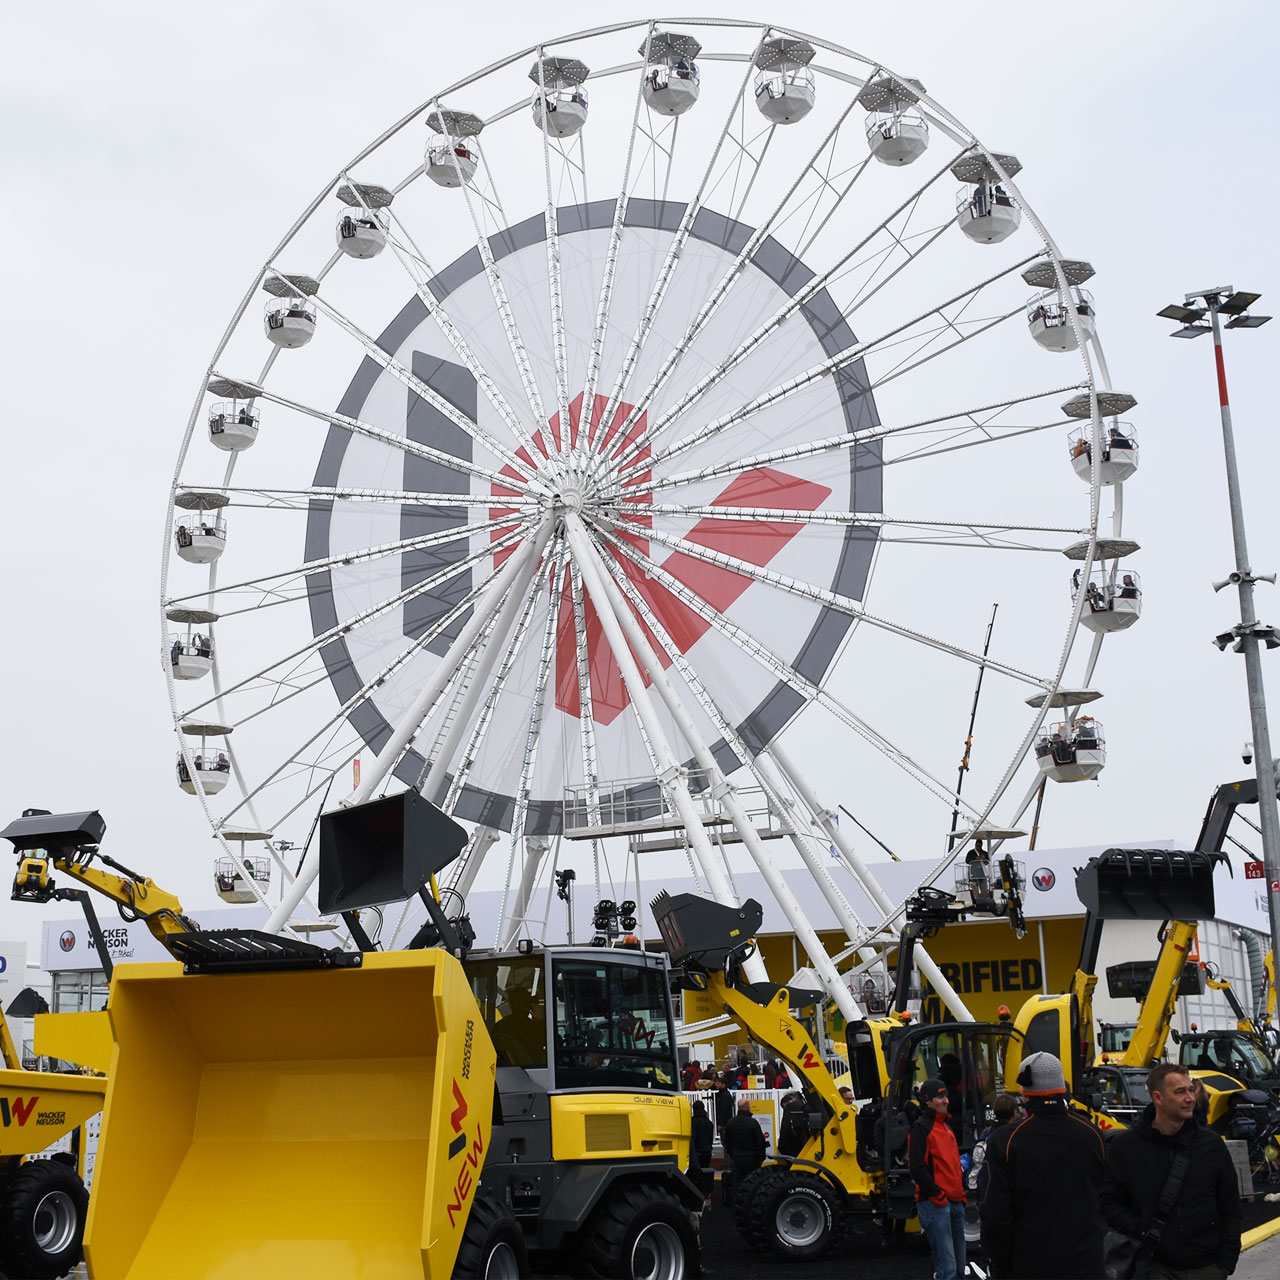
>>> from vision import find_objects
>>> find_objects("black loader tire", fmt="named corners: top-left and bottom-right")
top-left (453, 1193), bottom-right (528, 1280)
top-left (588, 1182), bottom-right (698, 1280)
top-left (730, 1166), bottom-right (771, 1235)
top-left (754, 1170), bottom-right (840, 1262)
top-left (0, 1158), bottom-right (89, 1279)
top-left (742, 1170), bottom-right (788, 1249)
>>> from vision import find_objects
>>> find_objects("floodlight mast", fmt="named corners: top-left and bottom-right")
top-left (1162, 286), bottom-right (1280, 982)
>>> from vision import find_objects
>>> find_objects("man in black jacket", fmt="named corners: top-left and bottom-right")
top-left (980, 1051), bottom-right (1106, 1278)
top-left (722, 1097), bottom-right (768, 1182)
top-left (1101, 1063), bottom-right (1242, 1278)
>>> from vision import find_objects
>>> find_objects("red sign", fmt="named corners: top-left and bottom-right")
top-left (1272, 879), bottom-right (1280, 893)
top-left (1244, 860), bottom-right (1264, 880)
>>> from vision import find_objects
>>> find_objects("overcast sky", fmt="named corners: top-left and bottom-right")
top-left (1, 2), bottom-right (1277, 955)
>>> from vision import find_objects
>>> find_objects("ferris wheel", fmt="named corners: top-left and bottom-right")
top-left (162, 17), bottom-right (1140, 1019)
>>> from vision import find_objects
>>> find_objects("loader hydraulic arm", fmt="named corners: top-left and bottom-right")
top-left (699, 970), bottom-right (860, 1152)
top-left (15, 852), bottom-right (197, 952)
top-left (1119, 921), bottom-right (1199, 1068)
top-left (4, 808), bottom-right (199, 965)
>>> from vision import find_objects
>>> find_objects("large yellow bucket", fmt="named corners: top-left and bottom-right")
top-left (85, 949), bottom-right (495, 1280)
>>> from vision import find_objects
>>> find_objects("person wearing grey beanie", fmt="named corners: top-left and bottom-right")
top-left (980, 1051), bottom-right (1107, 1278)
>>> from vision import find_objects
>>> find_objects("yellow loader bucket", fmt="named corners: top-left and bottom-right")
top-left (85, 948), bottom-right (496, 1280)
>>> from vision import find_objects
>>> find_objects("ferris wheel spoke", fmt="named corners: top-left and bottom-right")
top-left (438, 107), bottom-right (553, 442)
top-left (167, 512), bottom-right (524, 612)
top-left (597, 514), bottom-right (1049, 688)
top-left (593, 523), bottom-right (981, 816)
top-left (579, 29), bottom-right (655, 441)
top-left (597, 539), bottom-right (866, 932)
top-left (592, 32), bottom-right (768, 460)
top-left (441, 554), bottom-right (550, 822)
top-left (586, 93), bottom-right (865, 481)
top-left (533, 57), bottom-right (573, 454)
top-left (234, 531), bottom-right (548, 833)
top-left (177, 485), bottom-right (540, 511)
top-left (614, 250), bottom-right (1041, 481)
top-left (602, 146), bottom-right (970, 481)
top-left (635, 385), bottom-right (1082, 500)
top-left (437, 550), bottom-right (547, 829)
top-left (221, 379), bottom-right (538, 490)
top-left (565, 559), bottom-right (610, 897)
top-left (339, 180), bottom-right (561, 471)
top-left (641, 504), bottom-right (1083, 537)
top-left (266, 274), bottom-right (539, 482)
top-left (177, 527), bottom-right (529, 719)
top-left (496, 536), bottom-right (567, 943)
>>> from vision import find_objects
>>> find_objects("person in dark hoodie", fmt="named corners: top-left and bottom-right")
top-left (909, 1077), bottom-right (967, 1280)
top-left (980, 1051), bottom-right (1106, 1278)
top-left (1101, 1063), bottom-right (1241, 1279)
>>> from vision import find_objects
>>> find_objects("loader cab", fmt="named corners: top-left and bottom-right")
top-left (849, 1017), bottom-right (1019, 1217)
top-left (464, 947), bottom-right (679, 1092)
top-left (1179, 1031), bottom-right (1279, 1094)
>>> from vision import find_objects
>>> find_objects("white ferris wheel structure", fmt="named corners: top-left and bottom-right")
top-left (162, 16), bottom-right (1142, 1022)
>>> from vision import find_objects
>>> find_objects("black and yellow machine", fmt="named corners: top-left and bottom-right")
top-left (4, 796), bottom-right (703, 1280)
top-left (653, 887), bottom-right (1024, 1261)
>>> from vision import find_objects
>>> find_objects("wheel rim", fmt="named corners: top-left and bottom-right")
top-left (776, 1190), bottom-right (826, 1248)
top-left (484, 1239), bottom-right (521, 1280)
top-left (630, 1219), bottom-right (685, 1280)
top-left (32, 1188), bottom-right (78, 1256)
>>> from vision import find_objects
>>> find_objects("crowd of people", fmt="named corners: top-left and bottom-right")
top-left (913, 1054), bottom-right (1242, 1280)
top-left (682, 1050), bottom-right (1244, 1279)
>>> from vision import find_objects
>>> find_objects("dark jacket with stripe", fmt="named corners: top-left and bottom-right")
top-left (980, 1098), bottom-right (1106, 1279)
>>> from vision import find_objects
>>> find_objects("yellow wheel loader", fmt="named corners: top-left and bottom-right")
top-left (653, 886), bottom-right (1023, 1263)
top-left (4, 797), bottom-right (704, 1280)
top-left (0, 1003), bottom-right (102, 1279)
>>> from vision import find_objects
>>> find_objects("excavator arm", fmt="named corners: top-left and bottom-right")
top-left (1119, 921), bottom-right (1199, 1067)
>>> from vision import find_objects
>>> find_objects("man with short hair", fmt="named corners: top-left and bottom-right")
top-left (1101, 1063), bottom-right (1242, 1279)
top-left (723, 1097), bottom-right (767, 1176)
top-left (909, 1078), bottom-right (966, 1280)
top-left (980, 1051), bottom-right (1106, 1278)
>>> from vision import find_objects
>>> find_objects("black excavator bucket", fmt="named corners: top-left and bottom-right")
top-left (1075, 848), bottom-right (1220, 921)
top-left (318, 791), bottom-right (468, 912)
top-left (651, 890), bottom-right (763, 970)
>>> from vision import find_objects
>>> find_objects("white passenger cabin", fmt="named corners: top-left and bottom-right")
top-left (208, 400), bottom-right (259, 452)
top-left (176, 750), bottom-right (231, 795)
top-left (335, 209), bottom-right (388, 259)
top-left (1068, 423), bottom-right (1139, 485)
top-left (859, 76), bottom-right (929, 166)
top-left (1028, 287), bottom-right (1097, 352)
top-left (530, 57), bottom-right (589, 139)
top-left (425, 109), bottom-right (484, 187)
top-left (263, 297), bottom-right (316, 348)
top-left (754, 38), bottom-right (816, 125)
top-left (1073, 569), bottom-right (1142, 634)
top-left (957, 182), bottom-right (1021, 243)
top-left (214, 854), bottom-right (270, 904)
top-left (174, 515), bottom-right (226, 564)
top-left (641, 32), bottom-right (702, 117)
top-left (168, 633), bottom-right (213, 681)
top-left (1034, 718), bottom-right (1106, 783)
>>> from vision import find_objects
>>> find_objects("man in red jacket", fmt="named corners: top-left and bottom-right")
top-left (909, 1077), bottom-right (967, 1280)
